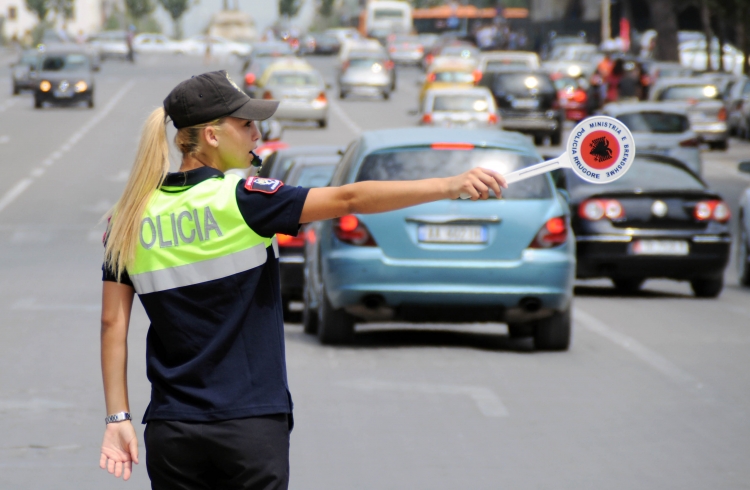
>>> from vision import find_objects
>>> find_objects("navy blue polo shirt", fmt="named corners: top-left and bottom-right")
top-left (103, 167), bottom-right (309, 423)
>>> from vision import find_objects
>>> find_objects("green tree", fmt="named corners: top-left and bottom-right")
top-left (279, 0), bottom-right (302, 18)
top-left (25, 0), bottom-right (49, 21)
top-left (320, 0), bottom-right (336, 17)
top-left (159, 0), bottom-right (190, 38)
top-left (126, 0), bottom-right (156, 23)
top-left (49, 0), bottom-right (74, 25)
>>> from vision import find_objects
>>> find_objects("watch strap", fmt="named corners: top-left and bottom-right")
top-left (105, 411), bottom-right (132, 424)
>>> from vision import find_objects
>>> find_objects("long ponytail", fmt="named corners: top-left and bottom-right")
top-left (104, 107), bottom-right (170, 280)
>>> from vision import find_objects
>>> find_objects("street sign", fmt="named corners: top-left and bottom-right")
top-left (459, 115), bottom-right (636, 199)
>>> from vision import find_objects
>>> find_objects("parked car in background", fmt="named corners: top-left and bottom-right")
top-left (11, 49), bottom-right (40, 94)
top-left (738, 161), bottom-right (750, 287)
top-left (600, 102), bottom-right (702, 175)
top-left (277, 156), bottom-right (340, 320)
top-left (485, 70), bottom-right (563, 145)
top-left (34, 47), bottom-right (94, 109)
top-left (338, 54), bottom-right (395, 99)
top-left (133, 33), bottom-right (184, 55)
top-left (649, 77), bottom-right (729, 150)
top-left (303, 127), bottom-right (576, 350)
top-left (419, 87), bottom-right (499, 128)
top-left (556, 154), bottom-right (731, 297)
top-left (88, 30), bottom-right (129, 60)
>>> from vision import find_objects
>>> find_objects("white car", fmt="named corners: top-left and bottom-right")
top-left (679, 39), bottom-right (745, 75)
top-left (601, 101), bottom-right (703, 175)
top-left (180, 35), bottom-right (251, 57)
top-left (88, 31), bottom-right (128, 60)
top-left (133, 34), bottom-right (184, 55)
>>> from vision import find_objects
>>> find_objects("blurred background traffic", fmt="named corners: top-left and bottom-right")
top-left (1, 0), bottom-right (750, 488)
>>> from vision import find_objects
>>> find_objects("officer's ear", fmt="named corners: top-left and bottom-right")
top-left (203, 125), bottom-right (220, 149)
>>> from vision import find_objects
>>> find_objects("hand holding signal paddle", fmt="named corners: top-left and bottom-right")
top-left (459, 115), bottom-right (636, 199)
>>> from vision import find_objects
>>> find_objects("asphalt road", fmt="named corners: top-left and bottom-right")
top-left (0, 51), bottom-right (749, 489)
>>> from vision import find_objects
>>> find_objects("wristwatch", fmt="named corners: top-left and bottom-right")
top-left (105, 412), bottom-right (132, 425)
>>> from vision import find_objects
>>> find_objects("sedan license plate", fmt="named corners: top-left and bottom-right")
top-left (511, 98), bottom-right (539, 109)
top-left (54, 90), bottom-right (73, 98)
top-left (418, 225), bottom-right (487, 244)
top-left (631, 240), bottom-right (689, 256)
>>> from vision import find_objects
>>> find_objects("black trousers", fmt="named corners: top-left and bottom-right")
top-left (145, 414), bottom-right (291, 490)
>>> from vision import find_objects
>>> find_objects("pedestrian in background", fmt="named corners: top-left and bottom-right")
top-left (98, 71), bottom-right (507, 489)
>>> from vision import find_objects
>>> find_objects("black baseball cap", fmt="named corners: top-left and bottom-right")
top-left (163, 70), bottom-right (279, 129)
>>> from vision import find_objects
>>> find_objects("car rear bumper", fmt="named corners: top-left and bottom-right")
top-left (274, 103), bottom-right (327, 121)
top-left (692, 122), bottom-right (728, 141)
top-left (576, 234), bottom-right (731, 279)
top-left (501, 117), bottom-right (560, 132)
top-left (322, 248), bottom-right (575, 320)
top-left (390, 52), bottom-right (422, 63)
top-left (36, 91), bottom-right (92, 103)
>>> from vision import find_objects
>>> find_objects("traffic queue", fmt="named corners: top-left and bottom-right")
top-left (9, 24), bottom-right (747, 353)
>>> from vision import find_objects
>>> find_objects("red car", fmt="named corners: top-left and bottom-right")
top-left (551, 72), bottom-right (589, 121)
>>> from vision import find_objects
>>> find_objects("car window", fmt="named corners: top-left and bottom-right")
top-left (440, 46), bottom-right (478, 58)
top-left (433, 95), bottom-right (491, 112)
top-left (616, 111), bottom-right (690, 133)
top-left (268, 72), bottom-right (319, 86)
top-left (348, 58), bottom-right (385, 69)
top-left (20, 53), bottom-right (37, 65)
top-left (485, 60), bottom-right (530, 71)
top-left (432, 71), bottom-right (474, 83)
top-left (41, 54), bottom-right (89, 71)
top-left (658, 84), bottom-right (720, 101)
top-left (356, 147), bottom-right (550, 199)
top-left (291, 164), bottom-right (337, 188)
top-left (330, 141), bottom-right (359, 186)
top-left (492, 73), bottom-right (555, 94)
top-left (567, 157), bottom-right (703, 197)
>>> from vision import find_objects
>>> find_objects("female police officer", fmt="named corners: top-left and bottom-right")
top-left (99, 70), bottom-right (506, 489)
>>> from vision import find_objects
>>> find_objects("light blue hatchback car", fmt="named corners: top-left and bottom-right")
top-left (303, 127), bottom-right (576, 350)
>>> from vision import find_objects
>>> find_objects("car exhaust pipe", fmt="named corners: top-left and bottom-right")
top-left (519, 297), bottom-right (542, 313)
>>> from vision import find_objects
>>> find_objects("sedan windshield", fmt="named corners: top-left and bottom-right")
top-left (357, 147), bottom-right (550, 199)
top-left (658, 84), bottom-right (720, 101)
top-left (433, 71), bottom-right (474, 83)
top-left (616, 112), bottom-right (690, 133)
top-left (567, 157), bottom-right (703, 198)
top-left (293, 165), bottom-right (337, 188)
top-left (41, 54), bottom-right (89, 71)
top-left (268, 72), bottom-right (319, 86)
top-left (433, 95), bottom-right (491, 112)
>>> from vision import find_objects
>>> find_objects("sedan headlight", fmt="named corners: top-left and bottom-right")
top-left (39, 80), bottom-right (52, 92)
top-left (74, 81), bottom-right (88, 93)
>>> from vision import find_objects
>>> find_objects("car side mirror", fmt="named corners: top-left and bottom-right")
top-left (739, 161), bottom-right (750, 174)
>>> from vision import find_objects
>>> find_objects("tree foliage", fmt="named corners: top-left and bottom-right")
top-left (24, 0), bottom-right (48, 22)
top-left (49, 0), bottom-right (74, 20)
top-left (126, 0), bottom-right (156, 21)
top-left (159, 0), bottom-right (190, 38)
top-left (279, 0), bottom-right (302, 18)
top-left (319, 0), bottom-right (336, 17)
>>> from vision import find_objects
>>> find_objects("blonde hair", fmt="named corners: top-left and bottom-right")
top-left (103, 108), bottom-right (223, 280)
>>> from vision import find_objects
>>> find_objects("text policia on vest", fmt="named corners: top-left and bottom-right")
top-left (140, 206), bottom-right (224, 249)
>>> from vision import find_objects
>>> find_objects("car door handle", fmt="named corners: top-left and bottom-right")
top-left (406, 215), bottom-right (501, 225)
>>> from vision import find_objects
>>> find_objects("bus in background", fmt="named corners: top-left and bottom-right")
top-left (412, 4), bottom-right (496, 36)
top-left (359, 1), bottom-right (413, 41)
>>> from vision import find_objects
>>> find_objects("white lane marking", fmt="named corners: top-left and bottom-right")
top-left (574, 308), bottom-right (705, 391)
top-left (0, 80), bottom-right (135, 217)
top-left (0, 135), bottom-right (9, 144)
top-left (0, 98), bottom-right (18, 113)
top-left (11, 298), bottom-right (99, 312)
top-left (328, 99), bottom-right (363, 135)
top-left (338, 379), bottom-right (509, 417)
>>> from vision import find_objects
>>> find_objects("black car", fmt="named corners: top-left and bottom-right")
top-left (258, 145), bottom-right (344, 181)
top-left (34, 48), bottom-right (94, 109)
top-left (277, 156), bottom-right (339, 321)
top-left (482, 70), bottom-right (563, 145)
top-left (556, 154), bottom-right (731, 297)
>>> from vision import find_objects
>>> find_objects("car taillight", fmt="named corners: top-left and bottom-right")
top-left (572, 90), bottom-right (586, 103)
top-left (389, 46), bottom-right (397, 53)
top-left (488, 113), bottom-right (498, 124)
top-left (578, 199), bottom-right (625, 221)
top-left (694, 200), bottom-right (730, 222)
top-left (244, 72), bottom-right (256, 85)
top-left (426, 72), bottom-right (436, 83)
top-left (277, 233), bottom-right (305, 247)
top-left (718, 107), bottom-right (727, 121)
top-left (473, 70), bottom-right (482, 84)
top-left (416, 46), bottom-right (424, 53)
top-left (422, 113), bottom-right (433, 124)
top-left (431, 142), bottom-right (474, 150)
top-left (385, 60), bottom-right (395, 70)
top-left (425, 54), bottom-right (434, 64)
top-left (263, 91), bottom-right (273, 100)
top-left (315, 92), bottom-right (327, 103)
top-left (334, 215), bottom-right (377, 246)
top-left (530, 217), bottom-right (568, 248)
top-left (679, 137), bottom-right (701, 147)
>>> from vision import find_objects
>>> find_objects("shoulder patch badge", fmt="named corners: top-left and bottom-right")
top-left (244, 177), bottom-right (284, 194)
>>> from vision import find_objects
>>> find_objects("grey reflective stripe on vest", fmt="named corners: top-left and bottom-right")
top-left (131, 242), bottom-right (269, 294)
top-left (272, 236), bottom-right (279, 259)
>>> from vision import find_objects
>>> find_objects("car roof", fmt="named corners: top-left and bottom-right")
top-left (430, 60), bottom-right (475, 71)
top-left (425, 86), bottom-right (493, 97)
top-left (602, 101), bottom-right (689, 115)
top-left (358, 127), bottom-right (536, 156)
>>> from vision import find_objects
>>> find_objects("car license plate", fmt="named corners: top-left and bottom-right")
top-left (631, 240), bottom-right (689, 256)
top-left (418, 225), bottom-right (487, 244)
top-left (512, 98), bottom-right (539, 109)
top-left (54, 90), bottom-right (73, 98)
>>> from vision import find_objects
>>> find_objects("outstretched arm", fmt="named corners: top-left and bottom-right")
top-left (300, 167), bottom-right (506, 224)
top-left (100, 281), bottom-right (139, 481)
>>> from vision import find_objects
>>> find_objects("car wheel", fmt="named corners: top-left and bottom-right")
top-left (383, 91), bottom-right (390, 100)
top-left (612, 277), bottom-right (645, 293)
top-left (533, 308), bottom-right (571, 351)
top-left (33, 97), bottom-right (42, 109)
top-left (690, 276), bottom-right (724, 298)
top-left (550, 128), bottom-right (562, 146)
top-left (507, 323), bottom-right (534, 338)
top-left (317, 289), bottom-right (355, 345)
top-left (318, 119), bottom-right (327, 128)
top-left (12, 84), bottom-right (19, 96)
top-left (302, 277), bottom-right (318, 335)
top-left (709, 140), bottom-right (728, 151)
top-left (738, 226), bottom-right (750, 287)
top-left (533, 134), bottom-right (544, 146)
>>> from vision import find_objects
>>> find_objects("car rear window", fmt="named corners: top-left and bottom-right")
top-left (348, 58), bottom-right (385, 69)
top-left (658, 84), bottom-right (720, 101)
top-left (440, 46), bottom-right (478, 58)
top-left (492, 73), bottom-right (555, 94)
top-left (616, 111), bottom-right (690, 133)
top-left (268, 71), bottom-right (319, 86)
top-left (41, 54), bottom-right (89, 71)
top-left (356, 147), bottom-right (551, 199)
top-left (485, 60), bottom-right (531, 71)
top-left (567, 157), bottom-right (703, 197)
top-left (291, 164), bottom-right (337, 188)
top-left (433, 71), bottom-right (474, 83)
top-left (433, 95), bottom-right (491, 112)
